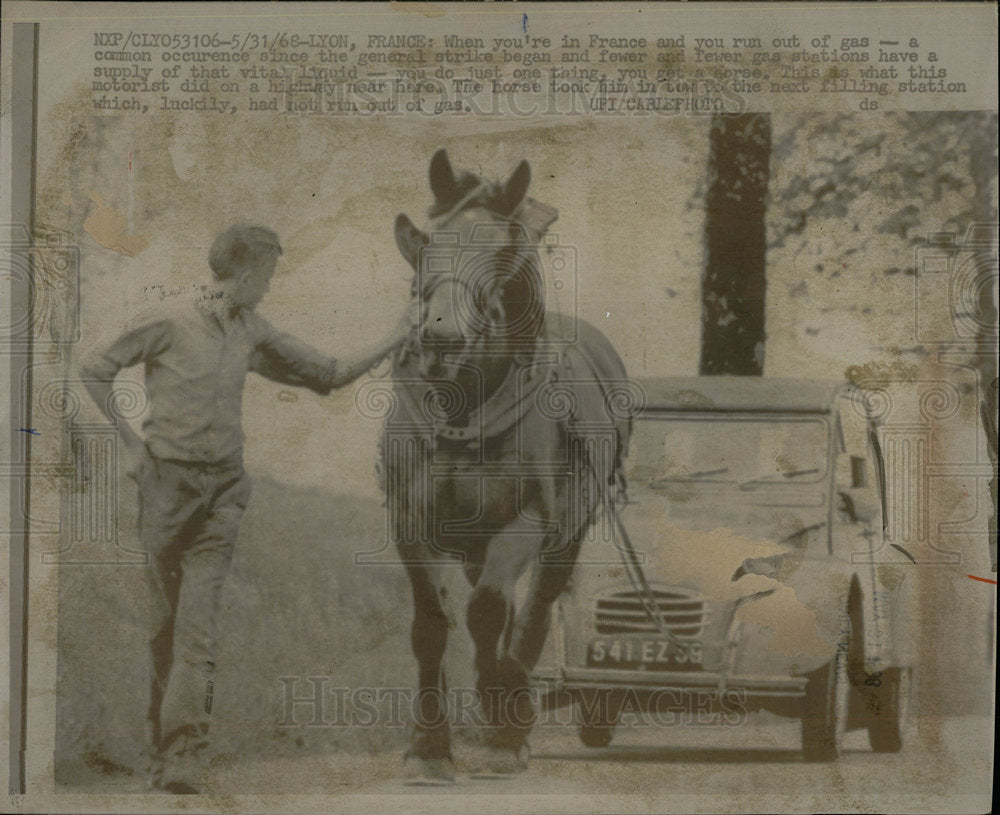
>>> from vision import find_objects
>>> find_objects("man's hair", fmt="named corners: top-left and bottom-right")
top-left (209, 225), bottom-right (283, 280)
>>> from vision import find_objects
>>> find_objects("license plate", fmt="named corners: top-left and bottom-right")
top-left (587, 637), bottom-right (703, 670)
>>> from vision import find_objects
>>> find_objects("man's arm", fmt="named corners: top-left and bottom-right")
top-left (79, 317), bottom-right (171, 475)
top-left (251, 304), bottom-right (415, 394)
top-left (324, 328), bottom-right (406, 391)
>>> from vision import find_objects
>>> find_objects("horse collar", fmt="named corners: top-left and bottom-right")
top-left (397, 344), bottom-right (557, 444)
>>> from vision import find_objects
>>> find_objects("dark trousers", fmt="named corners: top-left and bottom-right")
top-left (138, 453), bottom-right (251, 755)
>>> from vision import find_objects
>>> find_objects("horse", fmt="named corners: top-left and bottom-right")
top-left (384, 149), bottom-right (634, 780)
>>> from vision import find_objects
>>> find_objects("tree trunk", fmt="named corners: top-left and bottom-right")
top-left (700, 113), bottom-right (771, 376)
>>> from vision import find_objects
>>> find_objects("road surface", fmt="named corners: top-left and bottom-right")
top-left (58, 713), bottom-right (993, 813)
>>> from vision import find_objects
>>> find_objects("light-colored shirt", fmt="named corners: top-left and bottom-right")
top-left (81, 292), bottom-right (339, 462)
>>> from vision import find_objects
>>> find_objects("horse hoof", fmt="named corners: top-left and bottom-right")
top-left (403, 756), bottom-right (456, 785)
top-left (468, 743), bottom-right (530, 776)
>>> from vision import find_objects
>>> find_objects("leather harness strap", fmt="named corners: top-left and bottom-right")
top-left (394, 341), bottom-right (559, 443)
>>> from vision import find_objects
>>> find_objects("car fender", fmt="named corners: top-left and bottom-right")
top-left (729, 547), bottom-right (854, 679)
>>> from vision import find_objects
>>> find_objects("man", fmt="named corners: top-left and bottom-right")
top-left (81, 224), bottom-right (412, 793)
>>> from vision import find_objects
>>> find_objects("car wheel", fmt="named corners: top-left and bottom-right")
top-left (801, 619), bottom-right (851, 761)
top-left (865, 666), bottom-right (910, 753)
top-left (578, 721), bottom-right (616, 748)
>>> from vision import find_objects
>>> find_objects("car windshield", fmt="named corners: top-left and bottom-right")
top-left (627, 414), bottom-right (830, 489)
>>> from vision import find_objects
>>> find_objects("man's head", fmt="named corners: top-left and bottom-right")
top-left (209, 225), bottom-right (283, 309)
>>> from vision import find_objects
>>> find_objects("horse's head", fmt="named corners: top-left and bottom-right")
top-left (394, 150), bottom-right (556, 387)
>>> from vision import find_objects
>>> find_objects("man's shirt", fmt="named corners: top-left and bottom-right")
top-left (81, 292), bottom-right (339, 462)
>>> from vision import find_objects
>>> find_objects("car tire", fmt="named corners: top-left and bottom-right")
top-left (865, 666), bottom-right (910, 753)
top-left (578, 721), bottom-right (616, 748)
top-left (801, 618), bottom-right (851, 762)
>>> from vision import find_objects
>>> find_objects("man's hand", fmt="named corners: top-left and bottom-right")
top-left (322, 301), bottom-right (421, 392)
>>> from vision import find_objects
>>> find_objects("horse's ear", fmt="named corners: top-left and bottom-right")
top-left (429, 149), bottom-right (457, 203)
top-left (495, 160), bottom-right (531, 216)
top-left (394, 213), bottom-right (428, 270)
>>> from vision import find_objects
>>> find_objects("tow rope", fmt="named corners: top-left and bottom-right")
top-left (591, 450), bottom-right (688, 652)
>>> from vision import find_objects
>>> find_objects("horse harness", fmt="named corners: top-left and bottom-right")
top-left (394, 339), bottom-right (556, 444)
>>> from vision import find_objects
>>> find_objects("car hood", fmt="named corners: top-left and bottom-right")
top-left (571, 496), bottom-right (836, 659)
top-left (616, 495), bottom-right (827, 580)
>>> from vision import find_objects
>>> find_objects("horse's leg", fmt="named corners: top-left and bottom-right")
top-left (509, 535), bottom-right (582, 671)
top-left (506, 426), bottom-right (585, 672)
top-left (462, 559), bottom-right (483, 587)
top-left (466, 520), bottom-right (541, 768)
top-left (403, 559), bottom-right (454, 781)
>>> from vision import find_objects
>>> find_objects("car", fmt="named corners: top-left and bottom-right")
top-left (532, 376), bottom-right (915, 761)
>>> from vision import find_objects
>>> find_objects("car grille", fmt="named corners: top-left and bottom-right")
top-left (594, 588), bottom-right (705, 637)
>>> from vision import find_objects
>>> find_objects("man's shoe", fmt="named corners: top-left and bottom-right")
top-left (160, 779), bottom-right (200, 794)
top-left (152, 728), bottom-right (207, 794)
